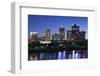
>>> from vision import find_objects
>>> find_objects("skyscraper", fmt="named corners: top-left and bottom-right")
top-left (79, 31), bottom-right (86, 40)
top-left (72, 24), bottom-right (79, 32)
top-left (30, 32), bottom-right (38, 41)
top-left (52, 33), bottom-right (59, 40)
top-left (45, 29), bottom-right (51, 41)
top-left (67, 30), bottom-right (72, 40)
top-left (71, 24), bottom-right (80, 40)
top-left (59, 25), bottom-right (65, 40)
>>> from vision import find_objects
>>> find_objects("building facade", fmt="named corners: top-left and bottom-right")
top-left (67, 30), bottom-right (72, 40)
top-left (45, 29), bottom-right (51, 41)
top-left (59, 25), bottom-right (65, 40)
top-left (30, 32), bottom-right (38, 41)
top-left (79, 31), bottom-right (86, 40)
top-left (66, 24), bottom-right (86, 41)
top-left (52, 33), bottom-right (59, 40)
top-left (71, 24), bottom-right (80, 40)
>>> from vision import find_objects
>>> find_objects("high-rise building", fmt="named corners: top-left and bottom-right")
top-left (45, 29), bottom-right (51, 41)
top-left (79, 31), bottom-right (86, 40)
top-left (30, 32), bottom-right (38, 41)
top-left (67, 30), bottom-right (72, 40)
top-left (71, 24), bottom-right (80, 40)
top-left (52, 33), bottom-right (59, 40)
top-left (59, 25), bottom-right (65, 40)
top-left (72, 24), bottom-right (79, 32)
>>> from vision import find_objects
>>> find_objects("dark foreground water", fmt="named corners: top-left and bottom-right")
top-left (28, 50), bottom-right (88, 61)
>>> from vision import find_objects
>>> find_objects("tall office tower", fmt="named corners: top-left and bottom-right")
top-left (52, 33), bottom-right (59, 40)
top-left (59, 25), bottom-right (65, 40)
top-left (72, 24), bottom-right (79, 32)
top-left (71, 24), bottom-right (80, 40)
top-left (79, 31), bottom-right (86, 40)
top-left (30, 32), bottom-right (38, 41)
top-left (45, 29), bottom-right (51, 41)
top-left (67, 30), bottom-right (72, 41)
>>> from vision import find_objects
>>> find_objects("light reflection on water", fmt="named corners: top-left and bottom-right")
top-left (29, 50), bottom-right (88, 60)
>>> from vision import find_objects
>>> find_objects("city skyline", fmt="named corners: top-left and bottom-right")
top-left (28, 15), bottom-right (88, 60)
top-left (28, 15), bottom-right (88, 39)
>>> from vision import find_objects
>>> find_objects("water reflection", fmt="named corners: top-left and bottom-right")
top-left (29, 50), bottom-right (88, 60)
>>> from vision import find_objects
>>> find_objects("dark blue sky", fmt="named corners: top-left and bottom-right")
top-left (28, 15), bottom-right (88, 38)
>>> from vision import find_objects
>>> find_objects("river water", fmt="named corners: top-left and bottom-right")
top-left (29, 50), bottom-right (88, 60)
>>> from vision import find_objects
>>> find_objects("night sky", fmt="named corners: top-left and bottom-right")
top-left (28, 15), bottom-right (88, 38)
